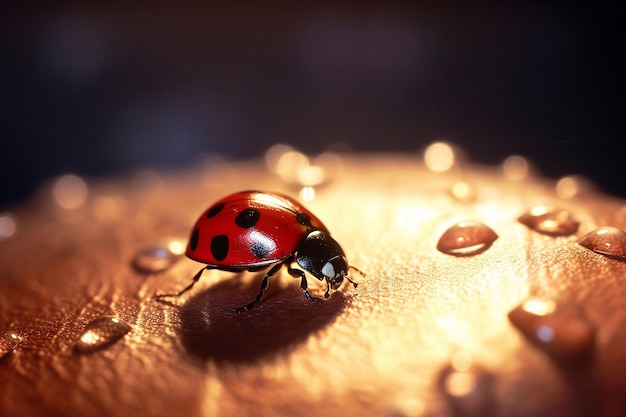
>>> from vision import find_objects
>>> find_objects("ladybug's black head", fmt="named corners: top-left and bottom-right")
top-left (295, 230), bottom-right (354, 295)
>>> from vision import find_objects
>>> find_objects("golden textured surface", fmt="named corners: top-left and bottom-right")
top-left (1, 154), bottom-right (626, 417)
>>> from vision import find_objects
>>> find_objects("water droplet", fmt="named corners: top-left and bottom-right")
top-left (75, 316), bottom-right (131, 353)
top-left (501, 155), bottom-right (529, 181)
top-left (439, 352), bottom-right (494, 417)
top-left (508, 299), bottom-right (595, 362)
top-left (52, 174), bottom-right (88, 209)
top-left (132, 239), bottom-right (186, 273)
top-left (578, 227), bottom-right (626, 262)
top-left (0, 213), bottom-right (17, 241)
top-left (518, 205), bottom-right (580, 236)
top-left (0, 331), bottom-right (24, 358)
top-left (437, 221), bottom-right (498, 256)
top-left (424, 141), bottom-right (456, 172)
top-left (450, 182), bottom-right (476, 202)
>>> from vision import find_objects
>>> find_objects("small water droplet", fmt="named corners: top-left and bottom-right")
top-left (450, 182), bottom-right (476, 202)
top-left (518, 205), bottom-right (580, 236)
top-left (508, 299), bottom-right (595, 362)
top-left (439, 353), bottom-right (494, 417)
top-left (132, 239), bottom-right (186, 273)
top-left (52, 174), bottom-right (88, 209)
top-left (0, 213), bottom-right (17, 241)
top-left (0, 331), bottom-right (24, 358)
top-left (578, 227), bottom-right (626, 262)
top-left (75, 316), bottom-right (131, 353)
top-left (437, 221), bottom-right (498, 256)
top-left (501, 155), bottom-right (529, 181)
top-left (424, 141), bottom-right (456, 172)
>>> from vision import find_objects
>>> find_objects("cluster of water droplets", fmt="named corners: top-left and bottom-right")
top-left (2, 142), bottom-right (626, 416)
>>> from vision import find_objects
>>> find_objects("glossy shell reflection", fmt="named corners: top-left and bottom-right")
top-left (508, 299), bottom-right (595, 362)
top-left (437, 221), bottom-right (498, 256)
top-left (75, 316), bottom-right (132, 353)
top-left (518, 205), bottom-right (579, 236)
top-left (438, 351), bottom-right (494, 417)
top-left (132, 239), bottom-right (186, 273)
top-left (0, 331), bottom-right (24, 358)
top-left (577, 227), bottom-right (626, 262)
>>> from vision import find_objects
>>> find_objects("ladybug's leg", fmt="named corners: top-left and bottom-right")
top-left (154, 266), bottom-right (214, 299)
top-left (286, 266), bottom-right (322, 302)
top-left (235, 262), bottom-right (283, 313)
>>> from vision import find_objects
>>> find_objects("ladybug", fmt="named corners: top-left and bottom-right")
top-left (160, 191), bottom-right (360, 312)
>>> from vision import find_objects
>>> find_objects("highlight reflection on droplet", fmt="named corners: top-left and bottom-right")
top-left (508, 299), bottom-right (595, 362)
top-left (437, 221), bottom-right (498, 256)
top-left (424, 142), bottom-right (455, 172)
top-left (578, 227), bottom-right (626, 262)
top-left (0, 331), bottom-right (24, 358)
top-left (52, 174), bottom-right (88, 209)
top-left (132, 239), bottom-right (186, 273)
top-left (75, 316), bottom-right (131, 353)
top-left (0, 214), bottom-right (17, 241)
top-left (518, 205), bottom-right (580, 236)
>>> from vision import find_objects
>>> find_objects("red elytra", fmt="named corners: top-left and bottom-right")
top-left (157, 191), bottom-right (360, 313)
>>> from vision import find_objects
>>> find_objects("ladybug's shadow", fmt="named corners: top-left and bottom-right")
top-left (179, 273), bottom-right (347, 364)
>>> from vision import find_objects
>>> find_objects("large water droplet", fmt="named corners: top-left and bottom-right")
top-left (518, 205), bottom-right (580, 236)
top-left (508, 299), bottom-right (595, 363)
top-left (577, 227), bottom-right (626, 262)
top-left (132, 239), bottom-right (186, 273)
top-left (439, 352), bottom-right (494, 417)
top-left (0, 331), bottom-right (24, 358)
top-left (75, 316), bottom-right (131, 353)
top-left (437, 221), bottom-right (498, 256)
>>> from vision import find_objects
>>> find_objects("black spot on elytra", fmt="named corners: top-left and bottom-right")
top-left (211, 235), bottom-right (229, 261)
top-left (189, 228), bottom-right (199, 251)
top-left (235, 208), bottom-right (260, 229)
top-left (206, 203), bottom-right (225, 218)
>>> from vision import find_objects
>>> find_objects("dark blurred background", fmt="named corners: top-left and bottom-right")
top-left (1, 4), bottom-right (623, 208)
